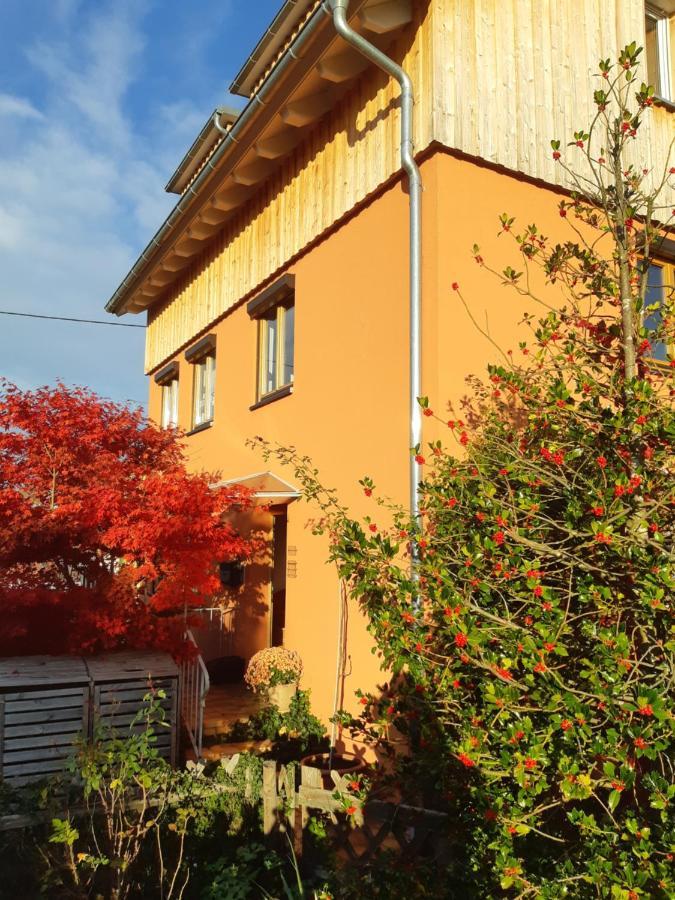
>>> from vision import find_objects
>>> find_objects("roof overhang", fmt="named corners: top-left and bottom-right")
top-left (218, 471), bottom-right (302, 505)
top-left (165, 107), bottom-right (239, 195)
top-left (230, 1), bottom-right (320, 98)
top-left (105, 0), bottom-right (413, 319)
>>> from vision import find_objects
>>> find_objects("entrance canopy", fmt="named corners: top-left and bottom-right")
top-left (218, 470), bottom-right (301, 505)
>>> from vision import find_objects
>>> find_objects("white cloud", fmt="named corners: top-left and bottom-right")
top-left (0, 1), bottom-right (221, 406)
top-left (0, 92), bottom-right (44, 120)
top-left (26, 1), bottom-right (146, 152)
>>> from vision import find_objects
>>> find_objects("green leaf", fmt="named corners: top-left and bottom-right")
top-left (608, 789), bottom-right (622, 813)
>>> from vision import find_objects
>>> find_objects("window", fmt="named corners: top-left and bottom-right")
top-left (184, 334), bottom-right (216, 429)
top-left (247, 274), bottom-right (295, 405)
top-left (154, 362), bottom-right (179, 429)
top-left (161, 378), bottom-right (179, 429)
top-left (643, 260), bottom-right (673, 361)
top-left (259, 302), bottom-right (294, 397)
top-left (193, 354), bottom-right (216, 426)
top-left (646, 4), bottom-right (674, 102)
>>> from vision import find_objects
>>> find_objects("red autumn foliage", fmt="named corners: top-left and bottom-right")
top-left (0, 382), bottom-right (254, 657)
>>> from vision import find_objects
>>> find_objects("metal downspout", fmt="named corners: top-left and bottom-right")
top-left (325, 0), bottom-right (423, 534)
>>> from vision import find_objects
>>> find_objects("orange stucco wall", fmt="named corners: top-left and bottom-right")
top-left (148, 147), bottom-right (571, 726)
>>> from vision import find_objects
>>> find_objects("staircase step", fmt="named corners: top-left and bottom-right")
top-left (201, 739), bottom-right (273, 760)
top-left (203, 719), bottom-right (258, 736)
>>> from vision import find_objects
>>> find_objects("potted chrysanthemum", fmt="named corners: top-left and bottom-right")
top-left (244, 647), bottom-right (302, 713)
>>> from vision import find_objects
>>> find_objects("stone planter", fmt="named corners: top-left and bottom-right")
top-left (268, 681), bottom-right (297, 713)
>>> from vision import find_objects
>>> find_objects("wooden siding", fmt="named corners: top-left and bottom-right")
top-left (145, 0), bottom-right (435, 372)
top-left (145, 0), bottom-right (675, 372)
top-left (432, 0), bottom-right (675, 198)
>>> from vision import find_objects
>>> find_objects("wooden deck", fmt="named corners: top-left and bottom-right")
top-left (203, 682), bottom-right (262, 736)
top-left (196, 682), bottom-right (271, 761)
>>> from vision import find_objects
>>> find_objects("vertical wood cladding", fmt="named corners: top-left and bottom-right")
top-left (146, 0), bottom-right (674, 372)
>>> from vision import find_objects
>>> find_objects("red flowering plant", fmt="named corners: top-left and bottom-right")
top-left (258, 48), bottom-right (674, 896)
top-left (0, 382), bottom-right (254, 657)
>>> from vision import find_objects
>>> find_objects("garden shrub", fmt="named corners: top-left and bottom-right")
top-left (210, 690), bottom-right (328, 762)
top-left (260, 47), bottom-right (675, 898)
top-left (0, 693), bottom-right (267, 899)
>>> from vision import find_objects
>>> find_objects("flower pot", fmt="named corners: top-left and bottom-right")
top-left (268, 681), bottom-right (297, 713)
top-left (300, 751), bottom-right (367, 788)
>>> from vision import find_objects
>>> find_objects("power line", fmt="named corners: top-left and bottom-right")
top-left (0, 310), bottom-right (145, 328)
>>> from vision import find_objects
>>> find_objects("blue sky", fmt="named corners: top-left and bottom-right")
top-left (0, 0), bottom-right (280, 407)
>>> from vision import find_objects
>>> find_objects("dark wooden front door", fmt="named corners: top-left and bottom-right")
top-left (271, 511), bottom-right (287, 646)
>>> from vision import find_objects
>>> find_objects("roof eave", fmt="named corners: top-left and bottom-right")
top-left (229, 1), bottom-right (317, 97)
top-left (164, 106), bottom-right (239, 195)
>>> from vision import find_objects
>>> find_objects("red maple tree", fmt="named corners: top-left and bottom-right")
top-left (0, 381), bottom-right (254, 657)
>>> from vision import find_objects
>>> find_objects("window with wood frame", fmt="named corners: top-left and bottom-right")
top-left (644, 259), bottom-right (673, 361)
top-left (154, 362), bottom-right (179, 429)
top-left (646, 3), bottom-right (675, 102)
top-left (247, 274), bottom-right (295, 405)
top-left (184, 335), bottom-right (216, 429)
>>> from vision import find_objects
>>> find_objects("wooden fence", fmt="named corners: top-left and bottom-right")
top-left (261, 760), bottom-right (448, 864)
top-left (0, 754), bottom-right (448, 868)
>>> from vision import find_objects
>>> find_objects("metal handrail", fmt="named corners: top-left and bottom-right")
top-left (180, 630), bottom-right (210, 759)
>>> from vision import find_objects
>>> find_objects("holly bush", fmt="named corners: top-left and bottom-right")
top-left (259, 47), bottom-right (674, 897)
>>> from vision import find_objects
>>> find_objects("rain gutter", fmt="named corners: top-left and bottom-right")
top-left (230, 0), bottom-right (314, 97)
top-left (105, 2), bottom-right (330, 316)
top-left (325, 0), bottom-right (423, 532)
top-left (165, 106), bottom-right (238, 194)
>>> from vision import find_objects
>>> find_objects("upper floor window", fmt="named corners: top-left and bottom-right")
top-left (644, 260), bottom-right (673, 361)
top-left (154, 361), bottom-right (179, 429)
top-left (185, 334), bottom-right (216, 429)
top-left (247, 274), bottom-right (295, 406)
top-left (646, 4), bottom-right (674, 102)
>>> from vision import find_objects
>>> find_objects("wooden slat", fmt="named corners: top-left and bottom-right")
top-left (0, 656), bottom-right (88, 688)
top-left (6, 694), bottom-right (85, 713)
top-left (5, 720), bottom-right (84, 739)
top-left (5, 687), bottom-right (85, 702)
top-left (5, 707), bottom-right (85, 726)
top-left (263, 761), bottom-right (278, 835)
top-left (99, 680), bottom-right (171, 700)
top-left (3, 745), bottom-right (74, 764)
top-left (85, 652), bottom-right (179, 681)
top-left (169, 677), bottom-right (178, 766)
top-left (3, 758), bottom-right (69, 780)
top-left (92, 713), bottom-right (147, 729)
top-left (97, 699), bottom-right (172, 717)
top-left (95, 678), bottom-right (173, 696)
top-left (4, 733), bottom-right (79, 752)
